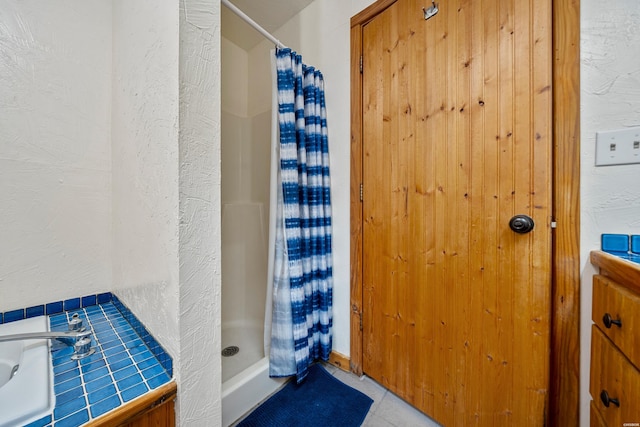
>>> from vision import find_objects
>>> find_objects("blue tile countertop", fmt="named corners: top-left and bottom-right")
top-left (1, 295), bottom-right (173, 427)
top-left (601, 233), bottom-right (640, 264)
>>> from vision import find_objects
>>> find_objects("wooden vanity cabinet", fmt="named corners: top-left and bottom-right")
top-left (590, 324), bottom-right (640, 425)
top-left (87, 381), bottom-right (177, 427)
top-left (590, 251), bottom-right (640, 426)
top-left (590, 400), bottom-right (607, 427)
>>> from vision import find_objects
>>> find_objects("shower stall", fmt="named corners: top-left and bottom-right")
top-left (220, 25), bottom-right (285, 426)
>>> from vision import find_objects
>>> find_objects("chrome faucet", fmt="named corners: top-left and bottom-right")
top-left (0, 314), bottom-right (96, 360)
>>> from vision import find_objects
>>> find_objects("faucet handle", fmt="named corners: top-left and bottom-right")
top-left (71, 332), bottom-right (95, 360)
top-left (68, 313), bottom-right (85, 332)
top-left (75, 330), bottom-right (92, 342)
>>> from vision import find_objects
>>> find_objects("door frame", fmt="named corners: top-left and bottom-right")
top-left (349, 1), bottom-right (580, 425)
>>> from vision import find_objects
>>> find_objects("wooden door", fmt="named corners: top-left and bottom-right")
top-left (360, 0), bottom-right (552, 425)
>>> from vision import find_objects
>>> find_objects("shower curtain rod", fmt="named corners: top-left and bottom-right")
top-left (221, 0), bottom-right (286, 49)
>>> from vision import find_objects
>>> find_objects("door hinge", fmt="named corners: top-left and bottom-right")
top-left (360, 55), bottom-right (363, 74)
top-left (551, 220), bottom-right (557, 229)
top-left (360, 183), bottom-right (363, 202)
top-left (359, 311), bottom-right (363, 331)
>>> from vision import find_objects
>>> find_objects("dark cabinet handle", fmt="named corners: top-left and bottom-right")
top-left (600, 390), bottom-right (620, 408)
top-left (603, 313), bottom-right (622, 329)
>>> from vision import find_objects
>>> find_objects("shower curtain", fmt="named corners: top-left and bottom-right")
top-left (268, 48), bottom-right (333, 383)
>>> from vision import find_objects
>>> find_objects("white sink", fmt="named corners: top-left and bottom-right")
top-left (0, 316), bottom-right (54, 427)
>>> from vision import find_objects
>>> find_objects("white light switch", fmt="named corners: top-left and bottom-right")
top-left (595, 127), bottom-right (640, 166)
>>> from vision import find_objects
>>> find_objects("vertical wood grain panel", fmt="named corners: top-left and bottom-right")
top-left (350, 23), bottom-right (364, 376)
top-left (510, 18), bottom-right (534, 421)
top-left (549, 0), bottom-right (581, 425)
top-left (470, 0), bottom-right (490, 420)
top-left (410, 0), bottom-right (426, 409)
top-left (480, 0), bottom-right (505, 420)
top-left (496, 0), bottom-right (517, 421)
top-left (362, 4), bottom-right (398, 384)
top-left (433, 0), bottom-right (454, 419)
top-left (384, 11), bottom-right (396, 383)
top-left (453, 2), bottom-right (473, 424)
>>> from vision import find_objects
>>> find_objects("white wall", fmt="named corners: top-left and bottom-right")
top-left (178, 0), bottom-right (221, 424)
top-left (111, 1), bottom-right (222, 424)
top-left (222, 38), bottom-right (249, 118)
top-left (221, 112), bottom-right (251, 202)
top-left (111, 0), bottom-right (180, 368)
top-left (0, 0), bottom-right (112, 312)
top-left (222, 38), bottom-right (271, 209)
top-left (580, 1), bottom-right (640, 425)
top-left (220, 37), bottom-right (250, 204)
top-left (221, 35), bottom-right (271, 331)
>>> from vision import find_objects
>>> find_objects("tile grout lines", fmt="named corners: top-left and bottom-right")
top-left (44, 303), bottom-right (169, 426)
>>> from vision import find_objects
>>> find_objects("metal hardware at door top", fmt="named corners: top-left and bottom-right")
top-left (423, 1), bottom-right (439, 20)
top-left (509, 215), bottom-right (535, 234)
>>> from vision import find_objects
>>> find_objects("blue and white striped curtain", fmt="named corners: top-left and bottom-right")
top-left (269, 48), bottom-right (333, 383)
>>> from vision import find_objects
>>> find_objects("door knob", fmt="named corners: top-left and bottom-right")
top-left (603, 313), bottom-right (622, 329)
top-left (600, 390), bottom-right (620, 408)
top-left (509, 215), bottom-right (535, 234)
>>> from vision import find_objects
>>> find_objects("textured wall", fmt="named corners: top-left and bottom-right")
top-left (0, 0), bottom-right (112, 312)
top-left (1, 1), bottom-right (221, 423)
top-left (581, 3), bottom-right (640, 240)
top-left (580, 1), bottom-right (640, 425)
top-left (111, 0), bottom-right (180, 365)
top-left (178, 0), bottom-right (221, 424)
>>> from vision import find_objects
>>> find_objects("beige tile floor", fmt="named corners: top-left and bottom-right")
top-left (321, 363), bottom-right (442, 427)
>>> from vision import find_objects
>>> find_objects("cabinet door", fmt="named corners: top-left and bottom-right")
top-left (590, 401), bottom-right (607, 427)
top-left (590, 325), bottom-right (640, 425)
top-left (120, 396), bottom-right (175, 427)
top-left (593, 274), bottom-right (640, 368)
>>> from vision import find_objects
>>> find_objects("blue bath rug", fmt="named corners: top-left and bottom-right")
top-left (237, 364), bottom-right (374, 427)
